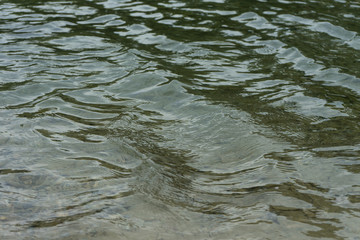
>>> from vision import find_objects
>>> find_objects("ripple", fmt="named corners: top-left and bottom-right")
top-left (48, 36), bottom-right (113, 51)
top-left (1, 0), bottom-right (360, 239)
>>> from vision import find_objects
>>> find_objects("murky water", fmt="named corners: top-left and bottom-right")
top-left (1, 0), bottom-right (360, 239)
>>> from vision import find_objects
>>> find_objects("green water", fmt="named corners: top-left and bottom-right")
top-left (1, 0), bottom-right (360, 239)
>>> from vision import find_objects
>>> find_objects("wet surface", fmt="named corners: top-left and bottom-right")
top-left (1, 0), bottom-right (360, 239)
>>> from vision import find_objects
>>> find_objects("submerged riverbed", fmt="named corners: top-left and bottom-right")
top-left (1, 0), bottom-right (360, 239)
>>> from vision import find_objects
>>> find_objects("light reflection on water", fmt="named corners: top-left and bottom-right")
top-left (1, 0), bottom-right (360, 239)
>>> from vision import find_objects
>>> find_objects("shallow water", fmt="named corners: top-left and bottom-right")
top-left (1, 0), bottom-right (360, 239)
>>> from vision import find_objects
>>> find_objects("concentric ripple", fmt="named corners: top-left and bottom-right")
top-left (1, 0), bottom-right (360, 239)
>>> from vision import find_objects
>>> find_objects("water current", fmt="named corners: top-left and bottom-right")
top-left (1, 0), bottom-right (360, 239)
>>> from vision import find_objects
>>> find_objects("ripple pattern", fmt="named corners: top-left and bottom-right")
top-left (1, 0), bottom-right (360, 239)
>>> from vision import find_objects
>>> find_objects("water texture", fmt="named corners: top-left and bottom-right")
top-left (1, 0), bottom-right (360, 239)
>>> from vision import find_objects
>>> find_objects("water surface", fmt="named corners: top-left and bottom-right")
top-left (1, 0), bottom-right (360, 239)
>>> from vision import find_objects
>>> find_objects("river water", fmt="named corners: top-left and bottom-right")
top-left (1, 0), bottom-right (360, 239)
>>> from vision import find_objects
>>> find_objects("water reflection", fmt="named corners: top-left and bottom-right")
top-left (1, 0), bottom-right (360, 239)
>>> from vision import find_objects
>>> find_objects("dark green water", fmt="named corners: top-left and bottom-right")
top-left (1, 0), bottom-right (360, 239)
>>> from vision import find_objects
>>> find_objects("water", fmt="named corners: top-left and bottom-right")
top-left (1, 0), bottom-right (360, 239)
